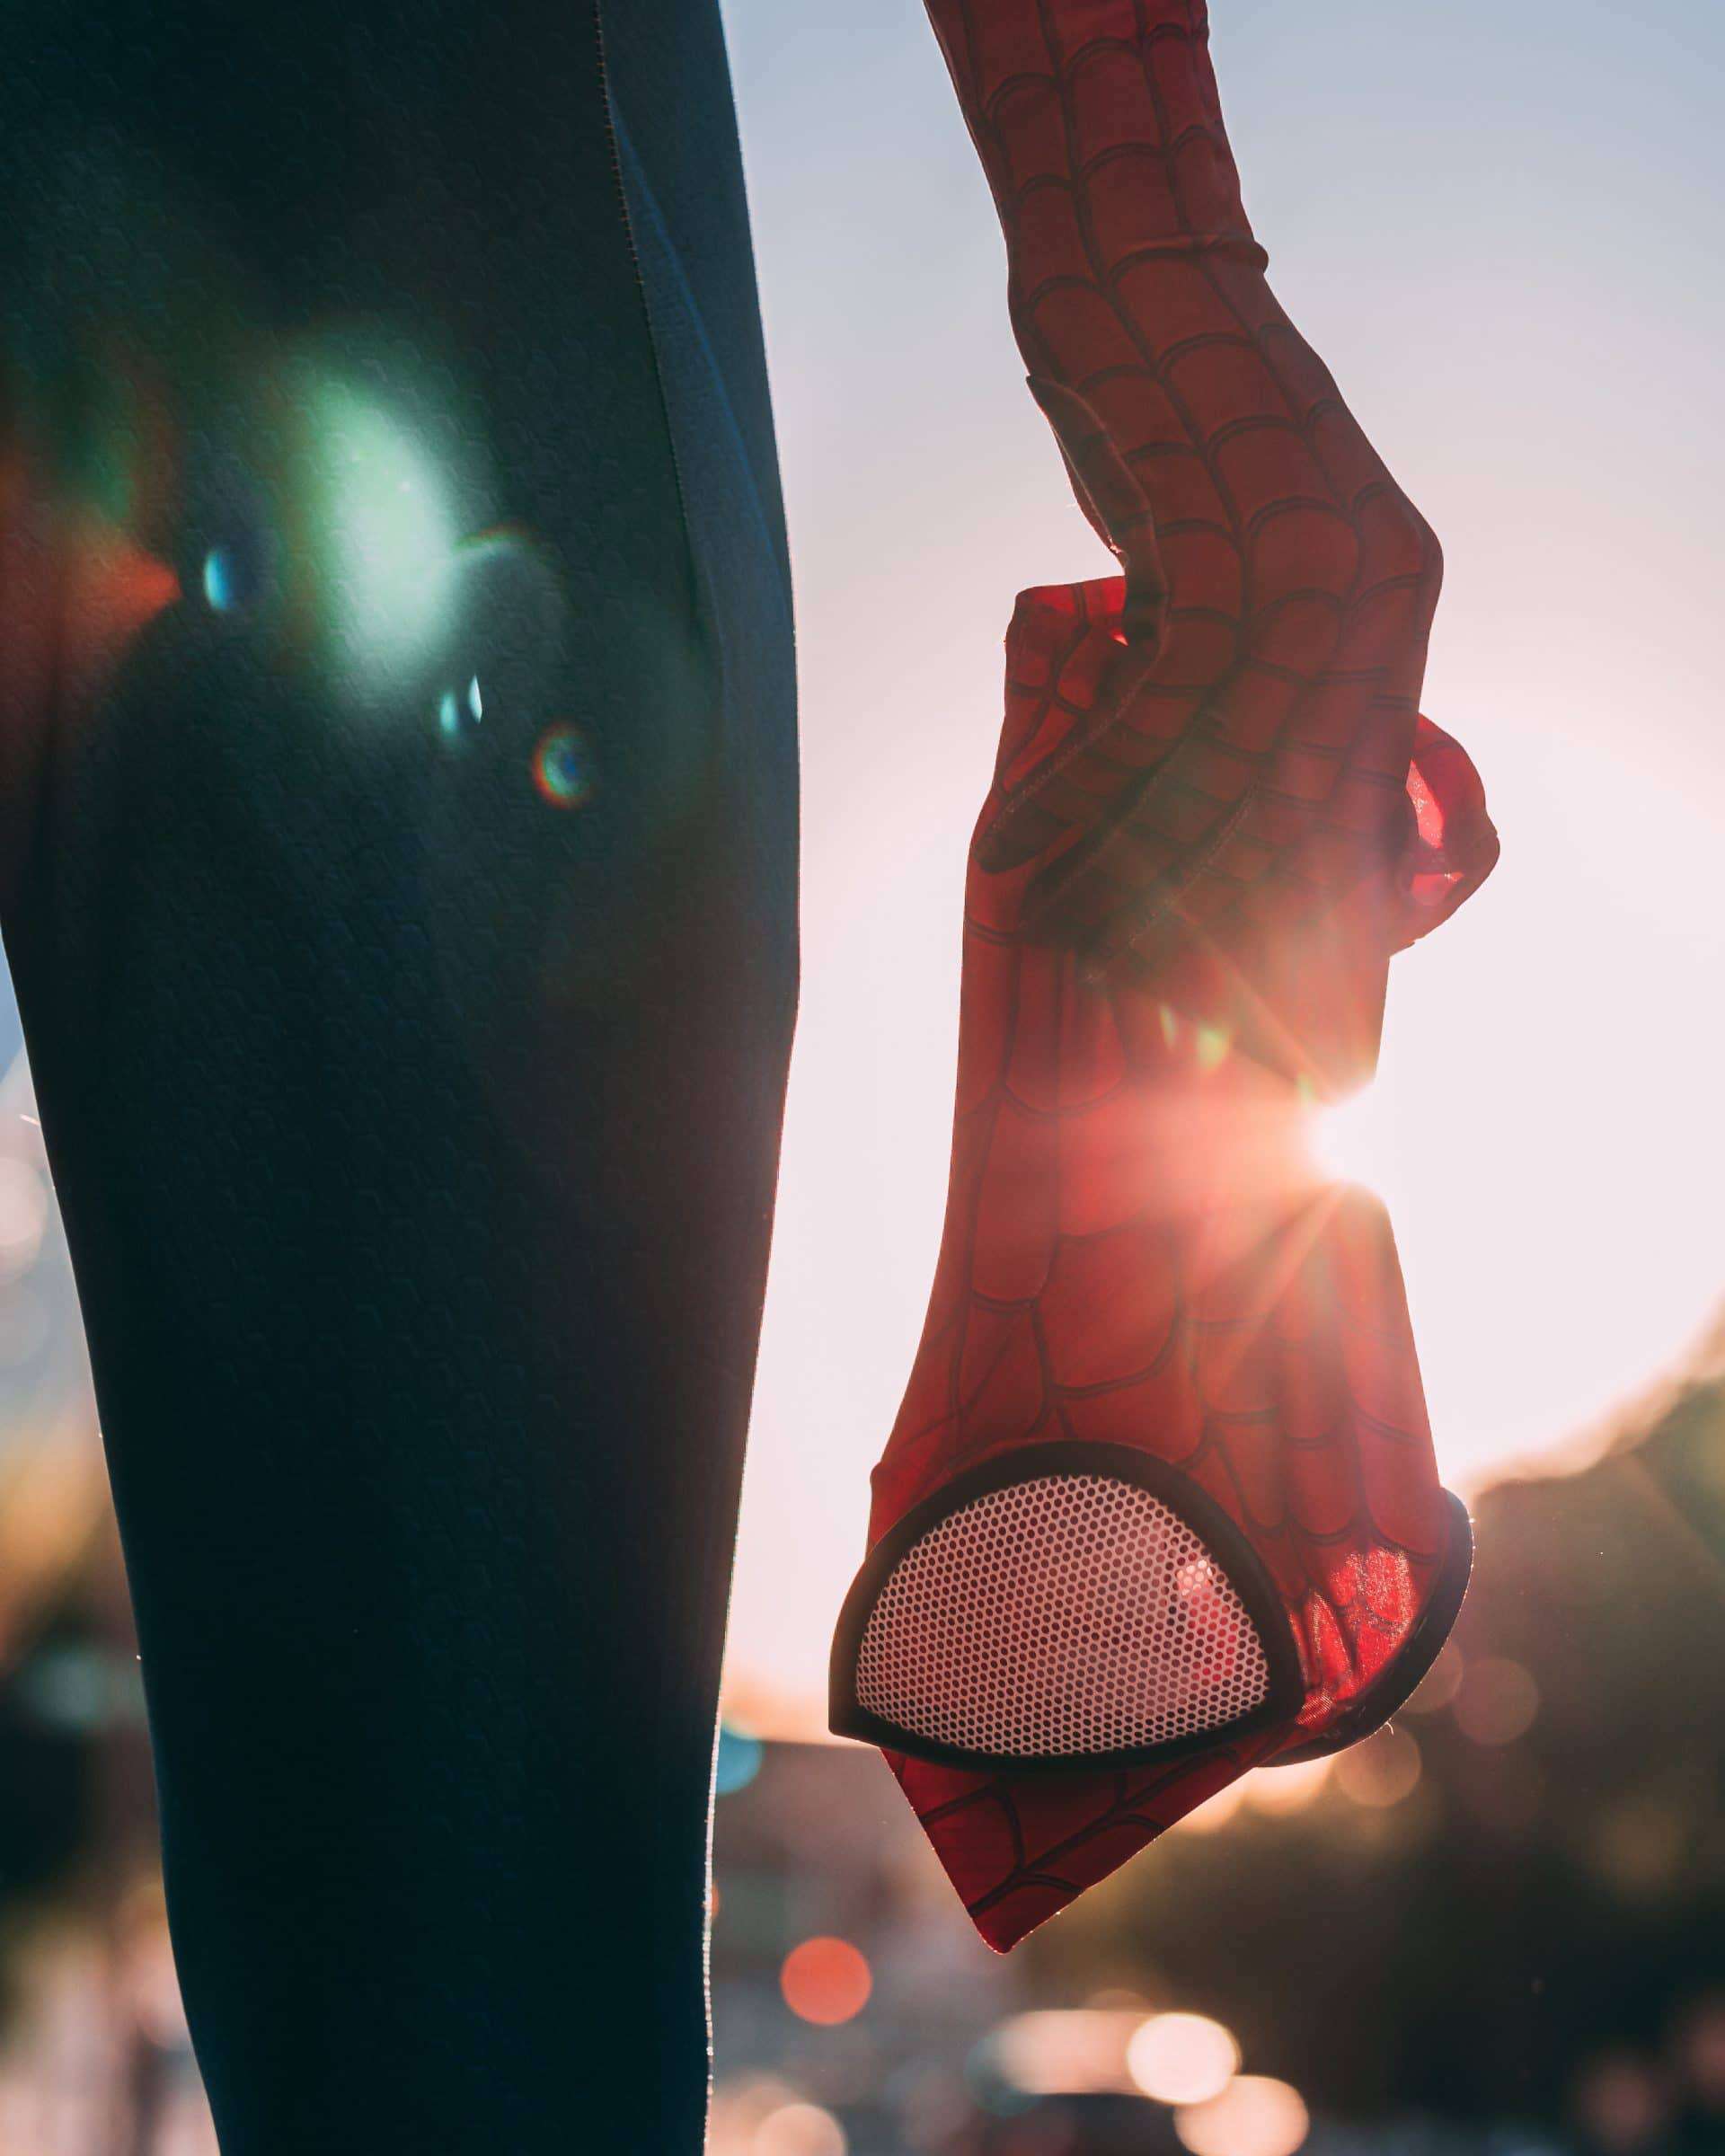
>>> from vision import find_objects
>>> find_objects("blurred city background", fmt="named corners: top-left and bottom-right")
top-left (2, 0), bottom-right (1722, 2148)
top-left (0, 1054), bottom-right (1721, 2153)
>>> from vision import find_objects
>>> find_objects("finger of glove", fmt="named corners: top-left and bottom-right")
top-left (973, 580), bottom-right (1246, 877)
top-left (1025, 490), bottom-right (1439, 959)
top-left (1028, 376), bottom-right (1169, 645)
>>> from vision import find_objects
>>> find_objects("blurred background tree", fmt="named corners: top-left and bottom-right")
top-left (0, 1021), bottom-right (1721, 2150)
top-left (1026, 1353), bottom-right (1725, 2133)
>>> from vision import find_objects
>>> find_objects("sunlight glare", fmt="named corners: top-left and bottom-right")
top-left (1308, 1084), bottom-right (1398, 1202)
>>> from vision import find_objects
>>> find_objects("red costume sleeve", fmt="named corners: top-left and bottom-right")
top-left (828, 0), bottom-right (1499, 1951)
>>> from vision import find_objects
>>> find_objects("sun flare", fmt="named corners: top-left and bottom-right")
top-left (1307, 1084), bottom-right (1396, 1201)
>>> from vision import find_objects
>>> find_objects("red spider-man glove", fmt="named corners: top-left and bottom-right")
top-left (828, 0), bottom-right (1499, 1951)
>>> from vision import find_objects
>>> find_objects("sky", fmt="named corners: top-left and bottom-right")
top-left (719, 0), bottom-right (1725, 1722)
top-left (0, 0), bottom-right (1717, 1732)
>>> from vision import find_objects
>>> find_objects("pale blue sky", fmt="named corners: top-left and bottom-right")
top-left (722, 0), bottom-right (1725, 1716)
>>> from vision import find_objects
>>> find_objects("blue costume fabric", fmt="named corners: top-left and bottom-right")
top-left (0, 3), bottom-right (797, 2146)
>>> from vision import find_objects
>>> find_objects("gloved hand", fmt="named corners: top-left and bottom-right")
top-left (828, 0), bottom-right (1499, 1951)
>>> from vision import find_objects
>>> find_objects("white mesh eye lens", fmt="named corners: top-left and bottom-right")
top-left (854, 1472), bottom-right (1270, 1759)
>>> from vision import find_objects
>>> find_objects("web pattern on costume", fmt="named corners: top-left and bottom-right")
top-left (839, 0), bottom-right (1499, 1952)
top-left (932, 0), bottom-right (1458, 1017)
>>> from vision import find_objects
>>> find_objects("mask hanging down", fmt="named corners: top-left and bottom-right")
top-left (827, 0), bottom-right (1499, 1951)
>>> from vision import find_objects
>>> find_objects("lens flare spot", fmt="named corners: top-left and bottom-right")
top-left (291, 367), bottom-right (459, 683)
top-left (780, 1937), bottom-right (871, 2027)
top-left (201, 543), bottom-right (263, 614)
top-left (531, 723), bottom-right (595, 810)
top-left (438, 676), bottom-right (485, 746)
top-left (1194, 1023), bottom-right (1231, 1073)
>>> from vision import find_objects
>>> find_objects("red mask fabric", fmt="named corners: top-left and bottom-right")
top-left (827, 0), bottom-right (1500, 1951)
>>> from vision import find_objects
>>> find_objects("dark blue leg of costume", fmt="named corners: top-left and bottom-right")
top-left (0, 3), bottom-right (796, 2145)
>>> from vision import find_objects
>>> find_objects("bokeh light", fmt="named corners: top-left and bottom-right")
top-left (754, 2101), bottom-right (847, 2156)
top-left (531, 724), bottom-right (595, 810)
top-left (714, 1724), bottom-right (764, 1798)
top-left (709, 2075), bottom-right (800, 2156)
top-left (1333, 1727), bottom-right (1424, 1808)
top-left (1453, 1657), bottom-right (1540, 1745)
top-left (1127, 2012), bottom-right (1241, 2106)
top-left (1175, 2075), bottom-right (1310, 2156)
top-left (780, 1937), bottom-right (871, 2027)
top-left (1676, 1994), bottom-right (1725, 2107)
top-left (1570, 2052), bottom-right (1670, 2156)
top-left (991, 2010), bottom-right (1144, 2096)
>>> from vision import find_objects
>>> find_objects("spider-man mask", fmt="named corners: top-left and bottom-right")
top-left (828, 0), bottom-right (1500, 1949)
top-left (828, 561), bottom-right (1497, 1950)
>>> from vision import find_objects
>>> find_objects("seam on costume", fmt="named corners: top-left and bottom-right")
top-left (591, 0), bottom-right (705, 644)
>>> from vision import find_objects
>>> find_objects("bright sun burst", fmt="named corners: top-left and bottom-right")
top-left (1307, 1084), bottom-right (1398, 1200)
